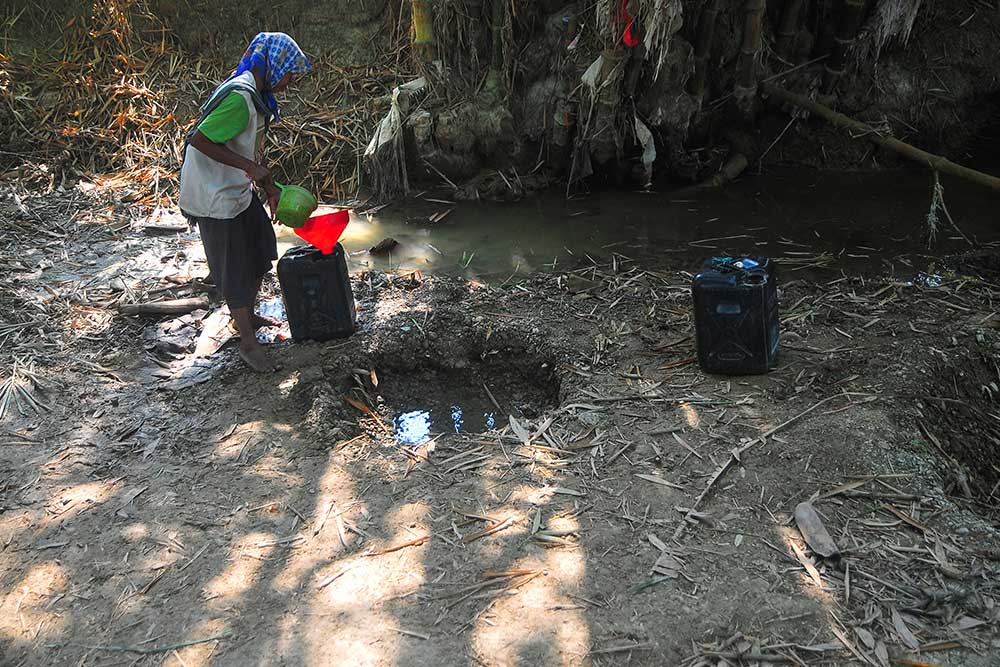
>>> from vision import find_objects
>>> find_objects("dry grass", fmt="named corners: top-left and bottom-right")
top-left (1, 0), bottom-right (408, 208)
top-left (854, 0), bottom-right (924, 63)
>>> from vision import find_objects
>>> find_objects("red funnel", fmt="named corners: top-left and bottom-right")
top-left (294, 210), bottom-right (350, 255)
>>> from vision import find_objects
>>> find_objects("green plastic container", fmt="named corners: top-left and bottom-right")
top-left (274, 182), bottom-right (318, 228)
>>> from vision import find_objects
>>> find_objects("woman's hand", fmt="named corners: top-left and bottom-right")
top-left (264, 183), bottom-right (281, 220)
top-left (245, 163), bottom-right (273, 188)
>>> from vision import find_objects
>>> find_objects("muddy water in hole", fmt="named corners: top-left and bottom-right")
top-left (276, 168), bottom-right (999, 280)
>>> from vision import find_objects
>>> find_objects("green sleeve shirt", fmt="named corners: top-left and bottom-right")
top-left (197, 92), bottom-right (250, 143)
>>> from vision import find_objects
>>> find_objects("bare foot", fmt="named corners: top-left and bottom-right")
top-left (239, 340), bottom-right (280, 373)
top-left (252, 314), bottom-right (282, 329)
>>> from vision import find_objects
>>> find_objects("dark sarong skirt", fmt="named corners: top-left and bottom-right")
top-left (191, 194), bottom-right (277, 309)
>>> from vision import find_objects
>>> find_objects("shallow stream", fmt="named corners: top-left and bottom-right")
top-left (276, 168), bottom-right (1000, 281)
top-left (272, 167), bottom-right (1000, 444)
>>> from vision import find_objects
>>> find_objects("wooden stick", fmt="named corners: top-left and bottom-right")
top-left (764, 83), bottom-right (1000, 192)
top-left (589, 643), bottom-right (656, 655)
top-left (118, 297), bottom-right (209, 316)
top-left (702, 651), bottom-right (795, 663)
top-left (367, 534), bottom-right (429, 556)
top-left (462, 517), bottom-right (514, 544)
top-left (76, 633), bottom-right (231, 655)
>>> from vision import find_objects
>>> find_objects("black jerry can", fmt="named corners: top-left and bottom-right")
top-left (691, 257), bottom-right (779, 375)
top-left (277, 244), bottom-right (356, 342)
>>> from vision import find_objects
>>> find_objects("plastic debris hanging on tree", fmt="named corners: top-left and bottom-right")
top-left (634, 114), bottom-right (656, 187)
top-left (364, 77), bottom-right (427, 200)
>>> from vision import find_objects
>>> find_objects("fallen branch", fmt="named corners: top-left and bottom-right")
top-left (74, 633), bottom-right (231, 655)
top-left (462, 517), bottom-right (514, 544)
top-left (118, 297), bottom-right (209, 316)
top-left (367, 534), bottom-right (429, 556)
top-left (702, 651), bottom-right (795, 663)
top-left (764, 83), bottom-right (1000, 192)
top-left (589, 642), bottom-right (656, 655)
top-left (142, 224), bottom-right (188, 235)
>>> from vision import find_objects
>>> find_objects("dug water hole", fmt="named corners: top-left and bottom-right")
top-left (369, 360), bottom-right (560, 446)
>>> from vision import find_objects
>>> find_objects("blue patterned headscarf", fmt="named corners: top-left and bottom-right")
top-left (229, 32), bottom-right (311, 120)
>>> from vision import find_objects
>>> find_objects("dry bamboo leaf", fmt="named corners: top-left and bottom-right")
top-left (647, 533), bottom-right (667, 552)
top-left (874, 640), bottom-right (889, 667)
top-left (830, 625), bottom-right (879, 667)
top-left (652, 551), bottom-right (681, 578)
top-left (794, 502), bottom-right (841, 560)
top-left (118, 485), bottom-right (148, 509)
top-left (671, 432), bottom-right (703, 459)
top-left (855, 627), bottom-right (875, 650)
top-left (509, 415), bottom-right (531, 444)
top-left (634, 474), bottom-right (685, 490)
top-left (788, 540), bottom-right (825, 590)
top-left (891, 608), bottom-right (920, 650)
top-left (819, 478), bottom-right (870, 499)
top-left (951, 616), bottom-right (986, 632)
top-left (883, 504), bottom-right (928, 533)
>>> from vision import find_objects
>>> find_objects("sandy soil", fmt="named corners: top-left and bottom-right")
top-left (2, 180), bottom-right (1000, 667)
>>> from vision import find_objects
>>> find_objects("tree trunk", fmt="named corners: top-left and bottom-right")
top-left (689, 0), bottom-right (721, 98)
top-left (736, 0), bottom-right (766, 96)
top-left (118, 298), bottom-right (209, 316)
top-left (777, 0), bottom-right (805, 60)
top-left (824, 0), bottom-right (866, 91)
top-left (411, 0), bottom-right (436, 63)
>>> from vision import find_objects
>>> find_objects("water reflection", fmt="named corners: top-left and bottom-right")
top-left (395, 410), bottom-right (432, 445)
top-left (393, 406), bottom-right (497, 444)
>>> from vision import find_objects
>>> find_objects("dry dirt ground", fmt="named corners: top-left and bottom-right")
top-left (3, 179), bottom-right (1000, 667)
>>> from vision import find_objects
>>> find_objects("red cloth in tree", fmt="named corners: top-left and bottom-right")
top-left (620, 0), bottom-right (639, 47)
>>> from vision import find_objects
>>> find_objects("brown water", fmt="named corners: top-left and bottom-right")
top-left (276, 168), bottom-right (999, 280)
